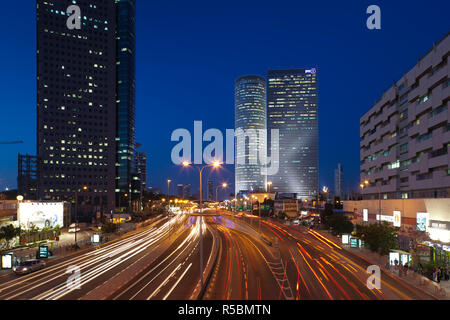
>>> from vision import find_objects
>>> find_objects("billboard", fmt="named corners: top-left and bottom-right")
top-left (417, 212), bottom-right (428, 231)
top-left (18, 202), bottom-right (64, 229)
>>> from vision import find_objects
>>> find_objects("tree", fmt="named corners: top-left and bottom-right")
top-left (0, 224), bottom-right (20, 248)
top-left (102, 221), bottom-right (118, 234)
top-left (354, 222), bottom-right (398, 255)
top-left (326, 214), bottom-right (354, 236)
top-left (322, 203), bottom-right (334, 223)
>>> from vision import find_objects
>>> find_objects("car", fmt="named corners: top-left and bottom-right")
top-left (13, 259), bottom-right (46, 275)
top-left (26, 210), bottom-right (58, 228)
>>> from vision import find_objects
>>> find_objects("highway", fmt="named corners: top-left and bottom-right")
top-left (0, 214), bottom-right (190, 300)
top-left (0, 210), bottom-right (438, 300)
top-left (216, 211), bottom-right (437, 300)
top-left (110, 215), bottom-right (214, 300)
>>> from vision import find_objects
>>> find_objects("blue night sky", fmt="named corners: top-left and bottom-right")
top-left (0, 0), bottom-right (448, 198)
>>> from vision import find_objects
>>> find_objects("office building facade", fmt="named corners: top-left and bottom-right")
top-left (207, 180), bottom-right (214, 201)
top-left (18, 154), bottom-right (40, 200)
top-left (183, 184), bottom-right (191, 199)
top-left (334, 163), bottom-right (344, 199)
top-left (235, 75), bottom-right (267, 195)
top-left (360, 33), bottom-right (449, 200)
top-left (267, 69), bottom-right (319, 200)
top-left (177, 184), bottom-right (183, 199)
top-left (116, 0), bottom-right (138, 207)
top-left (135, 151), bottom-right (147, 192)
top-left (37, 0), bottom-right (117, 216)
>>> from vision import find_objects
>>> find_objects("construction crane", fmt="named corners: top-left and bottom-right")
top-left (0, 141), bottom-right (23, 145)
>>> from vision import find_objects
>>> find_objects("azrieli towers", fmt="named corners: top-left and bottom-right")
top-left (235, 69), bottom-right (318, 200)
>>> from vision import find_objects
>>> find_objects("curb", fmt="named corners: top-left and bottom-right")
top-left (190, 222), bottom-right (220, 300)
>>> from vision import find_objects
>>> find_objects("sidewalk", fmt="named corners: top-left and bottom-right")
top-left (315, 229), bottom-right (449, 300)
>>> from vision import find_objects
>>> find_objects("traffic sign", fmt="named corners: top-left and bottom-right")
top-left (39, 245), bottom-right (48, 258)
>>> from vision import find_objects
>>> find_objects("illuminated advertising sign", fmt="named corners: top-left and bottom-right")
top-left (417, 212), bottom-right (428, 232)
top-left (305, 68), bottom-right (317, 74)
top-left (393, 211), bottom-right (401, 227)
top-left (92, 234), bottom-right (101, 244)
top-left (18, 202), bottom-right (64, 229)
top-left (377, 215), bottom-right (394, 223)
top-left (1, 254), bottom-right (12, 269)
top-left (350, 238), bottom-right (358, 248)
top-left (342, 234), bottom-right (349, 244)
top-left (363, 209), bottom-right (368, 222)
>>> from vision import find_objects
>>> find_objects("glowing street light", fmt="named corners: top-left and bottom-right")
top-left (181, 160), bottom-right (223, 289)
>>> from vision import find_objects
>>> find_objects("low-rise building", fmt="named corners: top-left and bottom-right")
top-left (274, 199), bottom-right (299, 218)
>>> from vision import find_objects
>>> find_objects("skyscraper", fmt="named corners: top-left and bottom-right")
top-left (267, 68), bottom-right (318, 200)
top-left (183, 184), bottom-right (191, 199)
top-left (135, 151), bottom-right (147, 192)
top-left (116, 0), bottom-right (138, 208)
top-left (234, 75), bottom-right (267, 195)
top-left (37, 0), bottom-right (117, 215)
top-left (207, 180), bottom-right (214, 201)
top-left (177, 184), bottom-right (183, 199)
top-left (334, 163), bottom-right (344, 199)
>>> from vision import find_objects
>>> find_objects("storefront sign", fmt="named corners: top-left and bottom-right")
top-left (393, 211), bottom-right (401, 227)
top-left (363, 209), bottom-right (368, 222)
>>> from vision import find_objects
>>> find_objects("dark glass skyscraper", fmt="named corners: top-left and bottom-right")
top-left (267, 69), bottom-right (318, 200)
top-left (115, 0), bottom-right (137, 208)
top-left (234, 75), bottom-right (267, 195)
top-left (37, 0), bottom-right (117, 216)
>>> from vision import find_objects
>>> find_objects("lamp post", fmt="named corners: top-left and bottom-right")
top-left (74, 186), bottom-right (87, 249)
top-left (361, 180), bottom-right (381, 224)
top-left (167, 179), bottom-right (172, 214)
top-left (16, 195), bottom-right (23, 243)
top-left (267, 181), bottom-right (272, 193)
top-left (182, 160), bottom-right (222, 289)
top-left (215, 182), bottom-right (228, 214)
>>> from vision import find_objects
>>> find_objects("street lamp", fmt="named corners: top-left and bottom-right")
top-left (167, 179), bottom-right (172, 214)
top-left (182, 160), bottom-right (222, 289)
top-left (361, 180), bottom-right (381, 224)
top-left (322, 186), bottom-right (329, 203)
top-left (215, 183), bottom-right (228, 214)
top-left (74, 186), bottom-right (87, 249)
top-left (267, 181), bottom-right (272, 193)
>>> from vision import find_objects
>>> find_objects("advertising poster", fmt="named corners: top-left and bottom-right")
top-left (417, 212), bottom-right (428, 231)
top-left (18, 202), bottom-right (64, 229)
